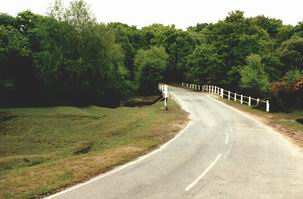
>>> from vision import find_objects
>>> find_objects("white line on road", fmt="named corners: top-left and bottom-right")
top-left (185, 154), bottom-right (222, 192)
top-left (225, 134), bottom-right (229, 145)
top-left (203, 93), bottom-right (289, 144)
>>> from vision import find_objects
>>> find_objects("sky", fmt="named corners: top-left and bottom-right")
top-left (1, 0), bottom-right (303, 29)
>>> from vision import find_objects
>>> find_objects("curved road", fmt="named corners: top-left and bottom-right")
top-left (49, 86), bottom-right (303, 199)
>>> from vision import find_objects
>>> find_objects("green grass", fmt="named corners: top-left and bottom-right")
top-left (217, 96), bottom-right (303, 147)
top-left (0, 100), bottom-right (187, 199)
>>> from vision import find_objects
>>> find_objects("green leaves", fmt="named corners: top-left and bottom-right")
top-left (240, 54), bottom-right (270, 95)
top-left (0, 25), bottom-right (30, 78)
top-left (279, 35), bottom-right (303, 71)
top-left (134, 46), bottom-right (168, 94)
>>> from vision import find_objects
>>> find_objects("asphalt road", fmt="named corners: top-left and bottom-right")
top-left (48, 86), bottom-right (303, 199)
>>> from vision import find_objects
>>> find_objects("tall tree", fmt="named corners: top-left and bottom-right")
top-left (239, 54), bottom-right (270, 96)
top-left (135, 46), bottom-right (168, 94)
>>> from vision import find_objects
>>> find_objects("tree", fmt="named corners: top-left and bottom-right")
top-left (33, 14), bottom-right (126, 105)
top-left (250, 15), bottom-right (282, 39)
top-left (48, 0), bottom-right (65, 21)
top-left (240, 54), bottom-right (270, 96)
top-left (65, 0), bottom-right (95, 32)
top-left (261, 53), bottom-right (283, 81)
top-left (108, 23), bottom-right (141, 80)
top-left (0, 13), bottom-right (17, 28)
top-left (197, 11), bottom-right (271, 88)
top-left (278, 35), bottom-right (303, 71)
top-left (186, 44), bottom-right (223, 84)
top-left (135, 46), bottom-right (168, 94)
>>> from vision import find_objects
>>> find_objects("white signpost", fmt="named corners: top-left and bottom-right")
top-left (163, 85), bottom-right (169, 110)
top-left (159, 83), bottom-right (169, 110)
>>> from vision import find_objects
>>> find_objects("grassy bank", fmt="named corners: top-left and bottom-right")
top-left (215, 96), bottom-right (303, 149)
top-left (0, 100), bottom-right (188, 199)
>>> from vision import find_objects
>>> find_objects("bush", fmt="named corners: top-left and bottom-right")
top-left (271, 70), bottom-right (303, 110)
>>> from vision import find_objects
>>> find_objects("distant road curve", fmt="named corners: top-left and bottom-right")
top-left (47, 86), bottom-right (303, 199)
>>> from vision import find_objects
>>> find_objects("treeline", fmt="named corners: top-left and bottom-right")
top-left (0, 0), bottom-right (302, 110)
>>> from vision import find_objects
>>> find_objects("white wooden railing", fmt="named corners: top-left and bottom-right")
top-left (181, 82), bottom-right (270, 112)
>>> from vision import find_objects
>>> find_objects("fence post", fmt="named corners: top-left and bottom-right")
top-left (221, 88), bottom-right (224, 98)
top-left (248, 96), bottom-right (251, 107)
top-left (234, 93), bottom-right (237, 101)
top-left (211, 86), bottom-right (213, 93)
top-left (266, 100), bottom-right (270, 112)
top-left (257, 98), bottom-right (260, 106)
top-left (228, 91), bottom-right (230, 100)
top-left (240, 95), bottom-right (243, 104)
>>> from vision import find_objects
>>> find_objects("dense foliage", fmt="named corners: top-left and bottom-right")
top-left (0, 1), bottom-right (302, 109)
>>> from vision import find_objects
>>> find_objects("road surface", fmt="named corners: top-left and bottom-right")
top-left (48, 86), bottom-right (303, 199)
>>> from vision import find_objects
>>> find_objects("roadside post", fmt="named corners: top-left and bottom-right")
top-left (164, 85), bottom-right (169, 110)
top-left (266, 100), bottom-right (270, 112)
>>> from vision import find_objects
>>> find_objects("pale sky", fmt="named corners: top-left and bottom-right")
top-left (1, 0), bottom-right (303, 29)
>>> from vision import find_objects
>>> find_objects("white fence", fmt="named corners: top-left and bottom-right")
top-left (181, 82), bottom-right (270, 112)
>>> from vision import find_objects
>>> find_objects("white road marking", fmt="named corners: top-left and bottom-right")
top-left (203, 93), bottom-right (302, 153)
top-left (185, 154), bottom-right (222, 192)
top-left (224, 125), bottom-right (233, 159)
top-left (203, 94), bottom-right (286, 139)
top-left (225, 134), bottom-right (229, 145)
top-left (224, 139), bottom-right (234, 159)
top-left (236, 128), bottom-right (260, 131)
top-left (46, 100), bottom-right (192, 199)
